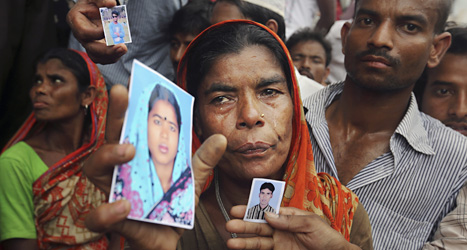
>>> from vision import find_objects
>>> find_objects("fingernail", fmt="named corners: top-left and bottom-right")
top-left (115, 144), bottom-right (127, 157)
top-left (113, 199), bottom-right (128, 214)
top-left (265, 212), bottom-right (279, 218)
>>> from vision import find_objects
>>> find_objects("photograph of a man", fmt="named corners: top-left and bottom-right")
top-left (99, 5), bottom-right (132, 46)
top-left (246, 182), bottom-right (276, 220)
top-left (109, 10), bottom-right (125, 44)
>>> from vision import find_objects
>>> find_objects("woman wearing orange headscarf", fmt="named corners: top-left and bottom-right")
top-left (0, 49), bottom-right (112, 249)
top-left (175, 20), bottom-right (372, 249)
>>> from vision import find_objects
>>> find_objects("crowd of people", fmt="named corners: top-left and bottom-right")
top-left (1, 0), bottom-right (466, 249)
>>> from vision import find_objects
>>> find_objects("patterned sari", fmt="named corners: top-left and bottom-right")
top-left (178, 20), bottom-right (359, 240)
top-left (3, 50), bottom-right (109, 249)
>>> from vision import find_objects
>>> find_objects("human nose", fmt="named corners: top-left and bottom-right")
top-left (160, 122), bottom-right (169, 138)
top-left (301, 57), bottom-right (312, 69)
top-left (367, 21), bottom-right (394, 50)
top-left (33, 80), bottom-right (49, 95)
top-left (236, 94), bottom-right (265, 129)
top-left (174, 46), bottom-right (185, 66)
top-left (449, 92), bottom-right (467, 119)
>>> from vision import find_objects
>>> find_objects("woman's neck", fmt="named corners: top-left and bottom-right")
top-left (153, 160), bottom-right (174, 193)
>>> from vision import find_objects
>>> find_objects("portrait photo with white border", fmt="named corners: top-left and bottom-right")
top-left (244, 178), bottom-right (285, 223)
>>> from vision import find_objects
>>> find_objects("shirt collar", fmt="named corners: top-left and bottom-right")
top-left (308, 81), bottom-right (435, 155)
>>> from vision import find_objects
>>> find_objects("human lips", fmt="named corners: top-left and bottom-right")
top-left (158, 144), bottom-right (169, 154)
top-left (234, 142), bottom-right (272, 156)
top-left (361, 55), bottom-right (391, 68)
top-left (445, 122), bottom-right (467, 136)
top-left (32, 99), bottom-right (49, 109)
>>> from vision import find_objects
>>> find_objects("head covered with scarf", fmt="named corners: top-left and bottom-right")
top-left (111, 82), bottom-right (192, 224)
top-left (3, 49), bottom-right (109, 249)
top-left (178, 20), bottom-right (359, 239)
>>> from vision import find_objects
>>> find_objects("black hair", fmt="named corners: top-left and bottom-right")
top-left (414, 26), bottom-right (467, 106)
top-left (111, 10), bottom-right (119, 17)
top-left (182, 22), bottom-right (293, 103)
top-left (354, 0), bottom-right (453, 34)
top-left (286, 27), bottom-right (333, 67)
top-left (216, 0), bottom-right (286, 41)
top-left (445, 27), bottom-right (467, 55)
top-left (169, 1), bottom-right (212, 37)
top-left (148, 84), bottom-right (181, 130)
top-left (260, 182), bottom-right (275, 193)
top-left (36, 48), bottom-right (90, 93)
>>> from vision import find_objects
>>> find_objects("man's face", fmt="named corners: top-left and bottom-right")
top-left (422, 53), bottom-right (467, 136)
top-left (290, 40), bottom-right (330, 85)
top-left (210, 1), bottom-right (245, 24)
top-left (341, 0), bottom-right (443, 92)
top-left (112, 14), bottom-right (118, 22)
top-left (259, 188), bottom-right (273, 207)
top-left (170, 32), bottom-right (197, 73)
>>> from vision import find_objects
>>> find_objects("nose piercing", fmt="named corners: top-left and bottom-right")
top-left (260, 114), bottom-right (265, 118)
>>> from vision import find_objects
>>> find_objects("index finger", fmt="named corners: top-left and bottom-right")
top-left (105, 84), bottom-right (128, 143)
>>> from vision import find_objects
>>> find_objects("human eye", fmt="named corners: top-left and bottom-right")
top-left (33, 76), bottom-right (43, 86)
top-left (153, 118), bottom-right (162, 125)
top-left (170, 125), bottom-right (177, 132)
top-left (357, 17), bottom-right (374, 27)
top-left (292, 55), bottom-right (304, 62)
top-left (260, 88), bottom-right (281, 97)
top-left (434, 88), bottom-right (452, 97)
top-left (170, 40), bottom-right (180, 49)
top-left (401, 23), bottom-right (421, 33)
top-left (50, 76), bottom-right (65, 85)
top-left (211, 95), bottom-right (232, 105)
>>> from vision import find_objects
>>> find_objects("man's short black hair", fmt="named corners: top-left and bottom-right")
top-left (414, 26), bottom-right (467, 106)
top-left (286, 27), bottom-right (333, 67)
top-left (260, 182), bottom-right (275, 193)
top-left (216, 0), bottom-right (286, 41)
top-left (169, 1), bottom-right (212, 37)
top-left (111, 10), bottom-right (119, 17)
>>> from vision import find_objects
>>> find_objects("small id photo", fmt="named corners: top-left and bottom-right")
top-left (109, 60), bottom-right (195, 229)
top-left (99, 5), bottom-right (132, 46)
top-left (244, 178), bottom-right (285, 223)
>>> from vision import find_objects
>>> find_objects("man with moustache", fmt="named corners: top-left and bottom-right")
top-left (302, 0), bottom-right (467, 249)
top-left (416, 26), bottom-right (467, 249)
top-left (286, 28), bottom-right (332, 85)
top-left (415, 27), bottom-right (467, 137)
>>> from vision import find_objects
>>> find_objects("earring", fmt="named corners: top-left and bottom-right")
top-left (84, 104), bottom-right (89, 115)
top-left (260, 113), bottom-right (265, 118)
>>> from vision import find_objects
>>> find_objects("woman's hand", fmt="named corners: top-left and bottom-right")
top-left (67, 0), bottom-right (127, 64)
top-left (226, 205), bottom-right (362, 250)
top-left (82, 85), bottom-right (227, 249)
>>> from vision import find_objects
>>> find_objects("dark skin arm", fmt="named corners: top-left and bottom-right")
top-left (315, 0), bottom-right (336, 36)
top-left (1, 239), bottom-right (38, 250)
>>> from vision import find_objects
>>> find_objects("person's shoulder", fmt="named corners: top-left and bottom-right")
top-left (420, 112), bottom-right (467, 154)
top-left (0, 142), bottom-right (34, 162)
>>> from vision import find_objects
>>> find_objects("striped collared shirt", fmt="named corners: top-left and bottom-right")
top-left (303, 82), bottom-right (467, 250)
top-left (246, 204), bottom-right (276, 220)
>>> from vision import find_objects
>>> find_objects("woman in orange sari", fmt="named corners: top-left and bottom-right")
top-left (175, 20), bottom-right (372, 249)
top-left (0, 48), bottom-right (111, 249)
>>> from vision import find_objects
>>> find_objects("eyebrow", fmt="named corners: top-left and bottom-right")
top-left (357, 8), bottom-right (428, 27)
top-left (203, 75), bottom-right (287, 95)
top-left (429, 80), bottom-right (455, 87)
top-left (152, 113), bottom-right (178, 127)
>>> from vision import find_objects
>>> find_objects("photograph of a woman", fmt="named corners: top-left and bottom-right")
top-left (111, 61), bottom-right (194, 228)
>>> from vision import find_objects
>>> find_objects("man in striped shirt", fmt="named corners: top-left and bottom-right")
top-left (246, 182), bottom-right (276, 220)
top-left (303, 0), bottom-right (467, 249)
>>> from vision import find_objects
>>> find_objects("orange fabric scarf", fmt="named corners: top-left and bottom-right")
top-left (3, 50), bottom-right (109, 249)
top-left (178, 20), bottom-right (359, 240)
